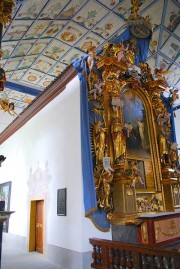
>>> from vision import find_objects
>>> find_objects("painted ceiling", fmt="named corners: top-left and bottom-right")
top-left (0, 0), bottom-right (179, 135)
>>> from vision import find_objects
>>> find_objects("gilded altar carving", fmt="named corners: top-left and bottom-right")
top-left (0, 0), bottom-right (15, 26)
top-left (85, 13), bottom-right (179, 220)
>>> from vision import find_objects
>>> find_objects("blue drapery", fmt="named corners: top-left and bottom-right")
top-left (72, 56), bottom-right (110, 231)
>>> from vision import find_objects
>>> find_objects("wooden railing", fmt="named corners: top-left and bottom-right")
top-left (89, 238), bottom-right (180, 269)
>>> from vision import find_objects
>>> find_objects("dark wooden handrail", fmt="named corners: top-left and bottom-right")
top-left (89, 238), bottom-right (180, 269)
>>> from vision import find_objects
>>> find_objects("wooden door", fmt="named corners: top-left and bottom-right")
top-left (35, 200), bottom-right (44, 253)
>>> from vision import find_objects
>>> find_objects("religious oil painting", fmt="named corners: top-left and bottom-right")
top-left (126, 159), bottom-right (146, 190)
top-left (0, 181), bottom-right (12, 232)
top-left (122, 89), bottom-right (150, 158)
top-left (136, 192), bottom-right (163, 213)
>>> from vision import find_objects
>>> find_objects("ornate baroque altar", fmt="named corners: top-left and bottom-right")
top-left (73, 0), bottom-right (180, 246)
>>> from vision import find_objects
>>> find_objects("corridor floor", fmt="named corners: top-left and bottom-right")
top-left (1, 243), bottom-right (63, 269)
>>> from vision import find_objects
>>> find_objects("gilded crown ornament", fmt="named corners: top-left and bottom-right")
top-left (126, 0), bottom-right (153, 38)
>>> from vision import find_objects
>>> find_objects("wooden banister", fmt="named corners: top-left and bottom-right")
top-left (89, 238), bottom-right (180, 269)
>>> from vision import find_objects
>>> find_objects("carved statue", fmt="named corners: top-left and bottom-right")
top-left (117, 41), bottom-right (129, 62)
top-left (87, 45), bottom-right (96, 72)
top-left (131, 0), bottom-right (140, 19)
top-left (125, 49), bottom-right (135, 66)
top-left (169, 89), bottom-right (179, 105)
top-left (99, 170), bottom-right (113, 208)
top-left (93, 121), bottom-right (108, 164)
top-left (159, 130), bottom-right (171, 165)
top-left (170, 142), bottom-right (180, 168)
top-left (111, 118), bottom-right (126, 162)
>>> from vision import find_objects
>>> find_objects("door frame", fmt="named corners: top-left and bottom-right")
top-left (28, 198), bottom-right (45, 253)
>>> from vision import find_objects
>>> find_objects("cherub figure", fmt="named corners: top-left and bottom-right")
top-left (117, 41), bottom-right (129, 62)
top-left (169, 89), bottom-right (179, 105)
top-left (89, 79), bottom-right (105, 99)
top-left (157, 110), bottom-right (171, 126)
top-left (87, 45), bottom-right (96, 72)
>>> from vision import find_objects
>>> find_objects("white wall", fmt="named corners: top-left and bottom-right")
top-left (0, 76), bottom-right (111, 254)
top-left (174, 109), bottom-right (180, 156)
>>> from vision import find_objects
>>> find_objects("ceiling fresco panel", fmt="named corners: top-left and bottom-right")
top-left (165, 64), bottom-right (180, 86)
top-left (92, 13), bottom-right (124, 39)
top-left (141, 0), bottom-right (164, 29)
top-left (43, 39), bottom-right (71, 61)
top-left (31, 55), bottom-right (56, 73)
top-left (58, 0), bottom-right (87, 20)
top-left (21, 94), bottom-right (36, 103)
top-left (10, 70), bottom-right (27, 81)
top-left (173, 22), bottom-right (180, 37)
top-left (3, 20), bottom-right (32, 41)
top-left (160, 30), bottom-right (171, 48)
top-left (157, 55), bottom-right (172, 70)
top-left (11, 40), bottom-right (36, 57)
top-left (7, 90), bottom-right (26, 101)
top-left (15, 0), bottom-right (48, 19)
top-left (75, 32), bottom-right (104, 52)
top-left (161, 35), bottom-right (180, 61)
top-left (28, 39), bottom-right (51, 56)
top-left (38, 75), bottom-right (56, 88)
top-left (4, 57), bottom-right (23, 72)
top-left (38, 0), bottom-right (68, 19)
top-left (57, 21), bottom-right (87, 45)
top-left (73, 0), bottom-right (109, 29)
top-left (17, 56), bottom-right (37, 70)
top-left (21, 69), bottom-right (45, 85)
top-left (164, 0), bottom-right (180, 32)
top-left (97, 0), bottom-right (119, 9)
top-left (60, 48), bottom-right (85, 65)
top-left (114, 0), bottom-right (133, 20)
top-left (23, 20), bottom-right (51, 40)
top-left (41, 21), bottom-right (68, 38)
top-left (1, 41), bottom-right (18, 59)
top-left (48, 62), bottom-right (68, 77)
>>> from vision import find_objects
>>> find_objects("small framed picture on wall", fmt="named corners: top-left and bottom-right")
top-left (57, 188), bottom-right (66, 216)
